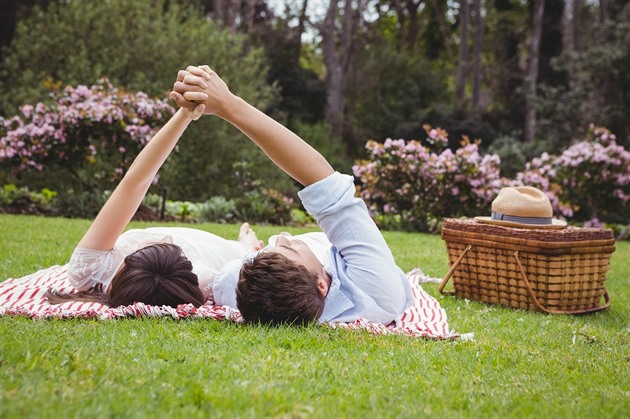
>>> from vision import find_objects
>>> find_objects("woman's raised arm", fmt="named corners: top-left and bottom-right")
top-left (77, 108), bottom-right (193, 251)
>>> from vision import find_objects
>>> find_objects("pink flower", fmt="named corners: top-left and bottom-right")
top-left (21, 105), bottom-right (34, 119)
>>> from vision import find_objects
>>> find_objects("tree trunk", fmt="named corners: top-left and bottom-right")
top-left (523, 0), bottom-right (546, 143)
top-left (599, 0), bottom-right (608, 23)
top-left (391, 0), bottom-right (424, 50)
top-left (572, 0), bottom-right (582, 51)
top-left (430, 0), bottom-right (455, 62)
top-left (322, 0), bottom-right (344, 140)
top-left (404, 0), bottom-right (423, 49)
top-left (0, 0), bottom-right (19, 49)
top-left (212, 0), bottom-right (238, 30)
top-left (322, 0), bottom-right (364, 140)
top-left (471, 0), bottom-right (484, 111)
top-left (293, 0), bottom-right (309, 66)
top-left (455, 0), bottom-right (470, 105)
top-left (241, 0), bottom-right (257, 33)
top-left (393, 0), bottom-right (405, 47)
top-left (539, 0), bottom-right (564, 86)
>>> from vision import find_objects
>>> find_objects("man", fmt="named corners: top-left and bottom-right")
top-left (170, 66), bottom-right (413, 325)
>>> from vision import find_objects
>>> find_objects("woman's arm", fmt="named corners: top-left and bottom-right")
top-left (170, 66), bottom-right (334, 187)
top-left (77, 108), bottom-right (193, 251)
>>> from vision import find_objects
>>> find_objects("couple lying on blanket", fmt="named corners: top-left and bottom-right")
top-left (46, 65), bottom-right (414, 326)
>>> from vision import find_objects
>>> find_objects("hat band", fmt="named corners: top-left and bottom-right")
top-left (491, 211), bottom-right (552, 225)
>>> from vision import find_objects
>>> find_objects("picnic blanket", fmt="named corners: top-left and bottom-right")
top-left (0, 265), bottom-right (458, 339)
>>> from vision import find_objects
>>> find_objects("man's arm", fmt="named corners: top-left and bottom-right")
top-left (170, 66), bottom-right (334, 187)
top-left (299, 174), bottom-right (413, 321)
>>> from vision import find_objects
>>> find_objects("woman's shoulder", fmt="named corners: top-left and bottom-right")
top-left (68, 246), bottom-right (124, 291)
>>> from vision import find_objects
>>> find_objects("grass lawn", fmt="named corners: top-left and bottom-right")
top-left (1, 214), bottom-right (628, 418)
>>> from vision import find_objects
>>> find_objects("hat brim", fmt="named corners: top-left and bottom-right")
top-left (474, 216), bottom-right (567, 229)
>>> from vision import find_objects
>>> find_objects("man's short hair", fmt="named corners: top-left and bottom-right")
top-left (236, 252), bottom-right (325, 325)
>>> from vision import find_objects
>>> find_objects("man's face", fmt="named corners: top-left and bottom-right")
top-left (268, 235), bottom-right (330, 296)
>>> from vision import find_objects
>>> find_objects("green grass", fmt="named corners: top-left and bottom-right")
top-left (1, 214), bottom-right (628, 418)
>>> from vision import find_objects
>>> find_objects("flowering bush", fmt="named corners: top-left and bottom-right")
top-left (0, 78), bottom-right (174, 189)
top-left (353, 125), bottom-right (504, 231)
top-left (515, 125), bottom-right (630, 224)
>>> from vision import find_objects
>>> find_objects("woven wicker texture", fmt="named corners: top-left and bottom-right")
top-left (440, 218), bottom-right (615, 314)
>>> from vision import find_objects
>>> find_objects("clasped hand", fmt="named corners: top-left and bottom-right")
top-left (169, 65), bottom-right (234, 120)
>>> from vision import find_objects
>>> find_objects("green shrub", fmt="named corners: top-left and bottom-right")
top-left (234, 189), bottom-right (295, 226)
top-left (142, 193), bottom-right (164, 213)
top-left (0, 0), bottom-right (269, 112)
top-left (487, 134), bottom-right (549, 179)
top-left (291, 121), bottom-right (353, 173)
top-left (199, 196), bottom-right (236, 224)
top-left (164, 200), bottom-right (202, 223)
top-left (54, 187), bottom-right (108, 219)
top-left (0, 184), bottom-right (58, 215)
top-left (347, 42), bottom-right (447, 149)
top-left (289, 208), bottom-right (315, 226)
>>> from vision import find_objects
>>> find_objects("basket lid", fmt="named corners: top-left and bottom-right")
top-left (442, 218), bottom-right (615, 252)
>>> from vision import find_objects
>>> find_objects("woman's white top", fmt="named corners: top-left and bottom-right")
top-left (67, 227), bottom-right (250, 300)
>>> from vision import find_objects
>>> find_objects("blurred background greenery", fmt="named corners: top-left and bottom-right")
top-left (0, 0), bottom-right (628, 220)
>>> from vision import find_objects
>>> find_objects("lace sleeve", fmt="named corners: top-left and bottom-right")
top-left (67, 247), bottom-right (125, 291)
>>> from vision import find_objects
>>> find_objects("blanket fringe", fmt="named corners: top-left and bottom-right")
top-left (1, 265), bottom-right (459, 339)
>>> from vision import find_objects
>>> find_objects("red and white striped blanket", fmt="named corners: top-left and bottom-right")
top-left (0, 265), bottom-right (456, 339)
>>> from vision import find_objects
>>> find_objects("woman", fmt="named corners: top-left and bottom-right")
top-left (46, 95), bottom-right (264, 308)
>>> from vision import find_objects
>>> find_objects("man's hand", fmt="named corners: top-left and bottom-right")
top-left (170, 65), bottom-right (236, 119)
top-left (169, 66), bottom-right (210, 120)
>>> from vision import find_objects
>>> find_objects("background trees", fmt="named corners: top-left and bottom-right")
top-left (0, 0), bottom-right (628, 225)
top-left (0, 0), bottom-right (279, 203)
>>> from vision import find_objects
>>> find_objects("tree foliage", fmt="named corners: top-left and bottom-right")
top-left (537, 1), bottom-right (630, 148)
top-left (0, 0), bottom-right (268, 112)
top-left (0, 0), bottom-right (281, 202)
top-left (346, 41), bottom-right (447, 149)
top-left (0, 0), bottom-right (628, 224)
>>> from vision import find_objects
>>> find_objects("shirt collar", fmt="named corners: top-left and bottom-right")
top-left (319, 273), bottom-right (353, 322)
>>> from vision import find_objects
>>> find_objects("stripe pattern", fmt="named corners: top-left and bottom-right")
top-left (0, 265), bottom-right (456, 339)
top-left (491, 211), bottom-right (552, 225)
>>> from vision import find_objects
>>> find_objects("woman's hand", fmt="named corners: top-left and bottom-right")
top-left (170, 65), bottom-right (237, 119)
top-left (168, 66), bottom-right (208, 120)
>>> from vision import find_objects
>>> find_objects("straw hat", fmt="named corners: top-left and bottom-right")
top-left (475, 186), bottom-right (567, 229)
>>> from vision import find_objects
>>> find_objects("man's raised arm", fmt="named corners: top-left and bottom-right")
top-left (170, 66), bottom-right (334, 187)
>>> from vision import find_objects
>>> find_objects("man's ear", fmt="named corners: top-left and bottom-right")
top-left (316, 279), bottom-right (327, 297)
top-left (316, 269), bottom-right (330, 297)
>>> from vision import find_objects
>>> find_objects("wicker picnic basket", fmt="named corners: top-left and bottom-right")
top-left (439, 218), bottom-right (616, 314)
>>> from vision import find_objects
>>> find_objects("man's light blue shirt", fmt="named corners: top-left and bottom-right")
top-left (212, 172), bottom-right (413, 324)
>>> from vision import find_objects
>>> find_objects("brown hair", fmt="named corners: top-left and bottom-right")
top-left (236, 252), bottom-right (325, 325)
top-left (46, 243), bottom-right (205, 308)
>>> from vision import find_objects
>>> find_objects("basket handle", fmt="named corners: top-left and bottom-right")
top-left (439, 245), bottom-right (472, 295)
top-left (512, 250), bottom-right (611, 314)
